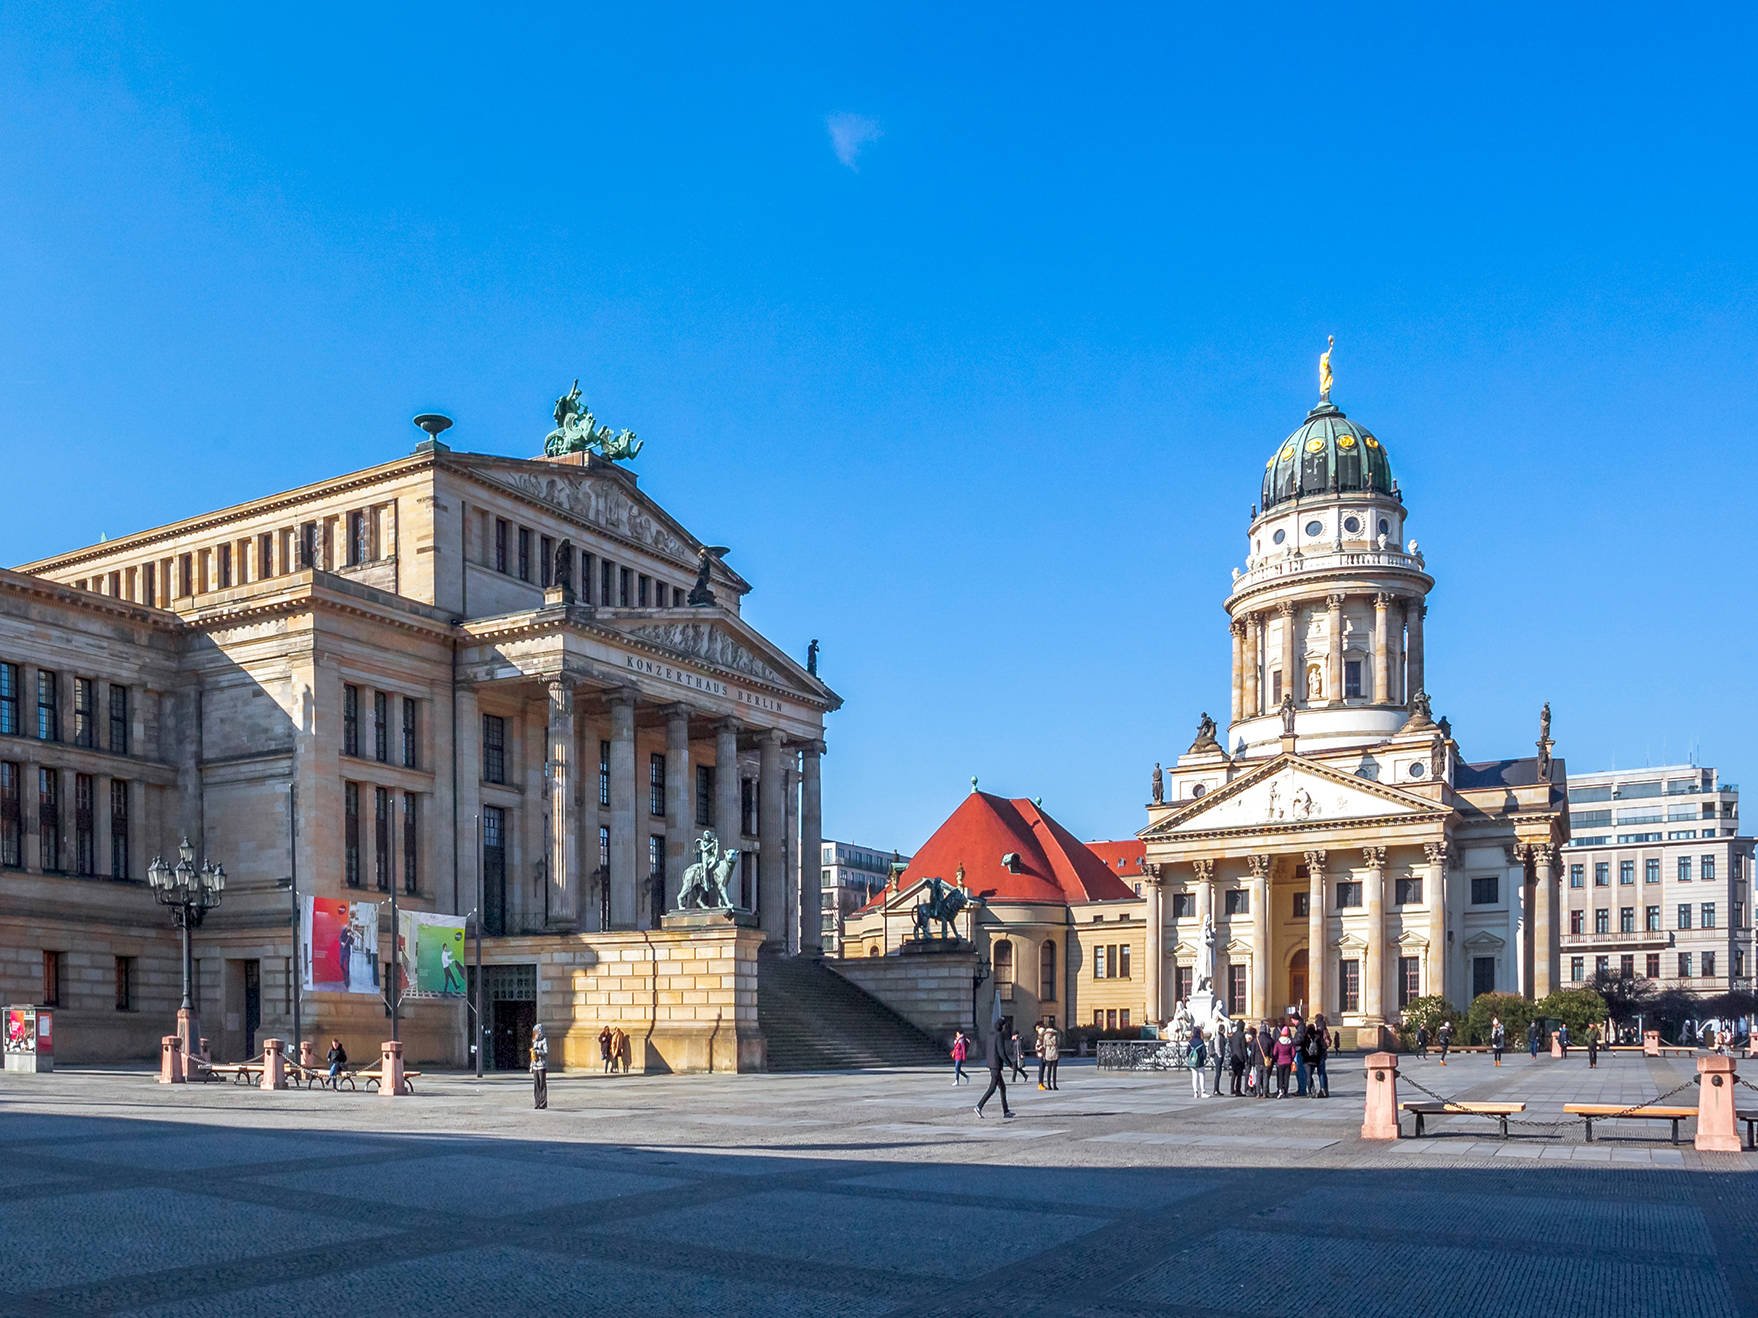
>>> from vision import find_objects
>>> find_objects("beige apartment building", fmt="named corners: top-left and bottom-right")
top-left (0, 412), bottom-right (838, 1069)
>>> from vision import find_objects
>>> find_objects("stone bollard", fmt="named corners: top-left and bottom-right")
top-left (1361, 1051), bottom-right (1401, 1140)
top-left (379, 1040), bottom-right (404, 1099)
top-left (1643, 1030), bottom-right (1661, 1057)
top-left (260, 1038), bottom-right (287, 1090)
top-left (1551, 1031), bottom-right (1563, 1059)
top-left (1695, 1054), bottom-right (1740, 1152)
top-left (159, 1035), bottom-right (185, 1084)
top-left (299, 1039), bottom-right (318, 1070)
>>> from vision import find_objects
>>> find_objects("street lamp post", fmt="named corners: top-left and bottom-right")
top-left (148, 837), bottom-right (225, 1060)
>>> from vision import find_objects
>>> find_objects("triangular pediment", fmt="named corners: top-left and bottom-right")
top-left (1143, 754), bottom-right (1448, 839)
top-left (600, 611), bottom-right (839, 708)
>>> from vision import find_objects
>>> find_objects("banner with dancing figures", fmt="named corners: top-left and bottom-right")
top-left (397, 911), bottom-right (468, 999)
top-left (302, 896), bottom-right (381, 995)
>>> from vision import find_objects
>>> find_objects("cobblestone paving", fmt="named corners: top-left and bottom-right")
top-left (1, 1051), bottom-right (1753, 1315)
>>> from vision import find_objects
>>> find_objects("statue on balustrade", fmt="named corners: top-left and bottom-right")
top-left (677, 830), bottom-right (742, 910)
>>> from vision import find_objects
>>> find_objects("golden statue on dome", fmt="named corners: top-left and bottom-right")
top-left (1319, 335), bottom-right (1336, 403)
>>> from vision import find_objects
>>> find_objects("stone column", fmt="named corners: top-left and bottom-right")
top-left (607, 690), bottom-right (637, 929)
top-left (1277, 601), bottom-right (1296, 705)
top-left (544, 679), bottom-right (577, 926)
top-left (1228, 621), bottom-right (1244, 724)
top-left (1326, 593), bottom-right (1344, 703)
top-left (1244, 614), bottom-right (1261, 717)
top-left (784, 758), bottom-right (800, 953)
top-left (95, 773), bottom-right (113, 879)
top-left (1532, 843), bottom-right (1557, 998)
top-left (1193, 858), bottom-right (1215, 933)
top-left (1511, 845), bottom-right (1532, 997)
top-left (1363, 846), bottom-right (1386, 1023)
top-left (1424, 841), bottom-right (1447, 1001)
top-left (1142, 862), bottom-right (1164, 1023)
top-left (1248, 854), bottom-right (1272, 1018)
top-left (664, 707), bottom-right (692, 913)
top-left (1372, 593), bottom-right (1391, 704)
top-left (714, 719), bottom-right (741, 844)
top-left (799, 741), bottom-right (824, 955)
top-left (758, 730), bottom-right (786, 942)
top-left (1305, 850), bottom-right (1327, 1016)
top-left (1406, 600), bottom-right (1427, 699)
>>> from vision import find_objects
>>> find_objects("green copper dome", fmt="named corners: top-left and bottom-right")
top-left (1260, 402), bottom-right (1395, 511)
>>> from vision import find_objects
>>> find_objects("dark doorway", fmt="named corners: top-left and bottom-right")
top-left (242, 960), bottom-right (261, 1057)
top-left (1289, 949), bottom-right (1309, 1013)
top-left (492, 1000), bottom-right (535, 1071)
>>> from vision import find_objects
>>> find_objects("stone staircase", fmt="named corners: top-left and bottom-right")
top-left (757, 954), bottom-right (949, 1071)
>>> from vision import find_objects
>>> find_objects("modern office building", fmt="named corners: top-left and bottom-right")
top-left (1561, 765), bottom-right (1753, 994)
top-left (820, 839), bottom-right (908, 955)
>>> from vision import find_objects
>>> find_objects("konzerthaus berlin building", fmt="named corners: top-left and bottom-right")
top-left (0, 398), bottom-right (838, 1069)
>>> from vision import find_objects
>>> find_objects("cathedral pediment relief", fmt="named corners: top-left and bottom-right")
top-left (462, 461), bottom-right (702, 572)
top-left (1145, 755), bottom-right (1446, 838)
top-left (620, 620), bottom-right (786, 686)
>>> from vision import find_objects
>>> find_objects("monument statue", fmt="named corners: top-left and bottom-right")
top-left (687, 545), bottom-right (718, 606)
top-left (1188, 713), bottom-right (1219, 753)
top-left (676, 830), bottom-right (742, 910)
top-left (544, 379), bottom-right (644, 462)
top-left (1403, 689), bottom-right (1435, 731)
top-left (1540, 701), bottom-right (1551, 742)
top-left (1319, 334), bottom-right (1335, 402)
top-left (1279, 692), bottom-right (1297, 737)
top-left (552, 538), bottom-right (574, 597)
top-left (1151, 762), bottom-right (1164, 804)
top-left (1196, 915), bottom-right (1216, 993)
top-left (911, 875), bottom-right (982, 941)
top-left (806, 638), bottom-right (820, 676)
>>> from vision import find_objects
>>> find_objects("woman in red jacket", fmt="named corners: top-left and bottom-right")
top-left (1272, 1025), bottom-right (1297, 1098)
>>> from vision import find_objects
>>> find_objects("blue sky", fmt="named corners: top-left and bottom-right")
top-left (3, 7), bottom-right (1755, 849)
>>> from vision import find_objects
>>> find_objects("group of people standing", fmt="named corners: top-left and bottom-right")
top-left (956, 1020), bottom-right (1062, 1118)
top-left (1184, 1014), bottom-right (1333, 1100)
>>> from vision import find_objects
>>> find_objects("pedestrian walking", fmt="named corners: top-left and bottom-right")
top-left (1527, 1019), bottom-right (1539, 1059)
top-left (1415, 1024), bottom-right (1429, 1059)
top-left (325, 1037), bottom-right (347, 1090)
top-left (610, 1026), bottom-right (628, 1073)
top-left (1558, 1023), bottom-right (1570, 1059)
top-left (1042, 1022), bottom-right (1061, 1090)
top-left (950, 1029), bottom-right (970, 1085)
top-left (1272, 1025), bottom-right (1296, 1097)
top-left (1307, 1013), bottom-right (1330, 1097)
top-left (1228, 1020), bottom-right (1248, 1096)
top-left (1188, 1028), bottom-right (1209, 1098)
top-left (1587, 1024), bottom-right (1601, 1069)
top-left (598, 1025), bottom-right (614, 1074)
top-left (1437, 1019), bottom-right (1453, 1065)
top-left (1035, 1023), bottom-right (1049, 1089)
top-left (974, 1026), bottom-right (1015, 1119)
top-left (1008, 1029), bottom-right (1029, 1082)
top-left (1491, 1016), bottom-right (1505, 1067)
top-left (530, 1024), bottom-right (549, 1110)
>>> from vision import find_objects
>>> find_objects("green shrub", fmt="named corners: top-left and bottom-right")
top-left (1463, 992), bottom-right (1537, 1045)
top-left (1394, 994), bottom-right (1461, 1049)
top-left (1533, 987), bottom-right (1608, 1036)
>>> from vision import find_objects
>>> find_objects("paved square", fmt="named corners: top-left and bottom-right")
top-left (1, 1051), bottom-right (1753, 1315)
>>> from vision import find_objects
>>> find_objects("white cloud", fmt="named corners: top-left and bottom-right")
top-left (826, 113), bottom-right (882, 170)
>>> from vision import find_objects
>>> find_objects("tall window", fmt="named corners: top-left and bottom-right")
top-left (1678, 952), bottom-right (1693, 979)
top-left (1619, 860), bottom-right (1634, 885)
top-left (1701, 902), bottom-right (1716, 930)
top-left (1471, 956), bottom-right (1495, 998)
top-left (1338, 958), bottom-right (1361, 1013)
top-left (648, 833), bottom-right (665, 927)
top-left (1678, 856), bottom-right (1692, 882)
top-left (597, 825), bottom-right (611, 927)
top-left (1397, 956), bottom-right (1420, 1008)
top-left (373, 691), bottom-right (389, 763)
top-left (73, 773), bottom-right (95, 876)
top-left (0, 663), bottom-right (16, 735)
top-left (342, 685), bottom-right (361, 757)
top-left (1343, 659), bottom-right (1363, 700)
top-left (1703, 951), bottom-right (1716, 978)
top-left (741, 777), bottom-right (756, 835)
top-left (347, 510), bottom-right (369, 565)
top-left (1174, 965), bottom-right (1193, 1004)
top-left (493, 519), bottom-right (509, 573)
top-left (110, 780), bottom-right (129, 879)
top-left (482, 806), bottom-right (507, 936)
top-left (216, 543), bottom-right (233, 588)
top-left (256, 531), bottom-right (273, 578)
top-left (1619, 907), bottom-right (1634, 934)
top-left (1620, 954), bottom-right (1635, 979)
top-left (598, 740), bottom-right (611, 807)
top-left (994, 938), bottom-right (1014, 1000)
top-left (1593, 862), bottom-right (1608, 887)
top-left (1568, 864), bottom-right (1583, 889)
top-left (115, 955), bottom-right (134, 1011)
top-left (1644, 858), bottom-right (1660, 885)
top-left (1646, 953), bottom-right (1661, 979)
top-left (296, 524), bottom-right (316, 570)
top-left (38, 769), bottom-right (60, 871)
top-left (0, 763), bottom-right (18, 867)
top-left (1701, 855), bottom-right (1716, 882)
top-left (402, 795), bottom-right (419, 894)
top-left (1172, 892), bottom-right (1196, 918)
top-left (401, 698), bottom-right (418, 769)
top-left (1645, 904), bottom-right (1661, 932)
top-left (73, 678), bottom-right (96, 748)
top-left (650, 752), bottom-right (666, 817)
top-left (1569, 910), bottom-right (1583, 934)
top-left (343, 782), bottom-right (361, 888)
top-left (1677, 903), bottom-right (1692, 930)
top-left (1570, 956), bottom-right (1584, 983)
top-left (696, 765), bottom-right (714, 826)
top-left (109, 684), bottom-right (129, 754)
top-left (619, 567), bottom-right (632, 606)
top-left (42, 951), bottom-right (61, 1007)
top-left (1119, 944), bottom-right (1132, 979)
top-left (1094, 946), bottom-right (1108, 979)
top-left (483, 715), bottom-right (507, 785)
top-left (37, 670), bottom-right (59, 741)
top-left (1039, 940), bottom-right (1057, 1002)
top-left (1594, 909), bottom-right (1609, 934)
top-left (600, 558), bottom-right (613, 605)
top-left (539, 535), bottom-right (553, 587)
top-left (373, 787), bottom-right (391, 891)
top-left (1227, 963), bottom-right (1247, 1016)
top-left (517, 528), bottom-right (532, 582)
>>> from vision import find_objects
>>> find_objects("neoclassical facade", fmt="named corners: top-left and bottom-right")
top-left (1139, 378), bottom-right (1568, 1043)
top-left (0, 410), bottom-right (837, 1067)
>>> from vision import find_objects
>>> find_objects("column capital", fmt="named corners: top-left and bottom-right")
top-left (757, 727), bottom-right (786, 747)
top-left (1326, 592), bottom-right (1345, 609)
top-left (1362, 846), bottom-right (1387, 869)
top-left (798, 739), bottom-right (827, 757)
top-left (545, 677), bottom-right (575, 715)
top-left (1230, 618), bottom-right (1247, 637)
top-left (1423, 840), bottom-right (1448, 865)
top-left (1276, 600), bottom-right (1296, 618)
top-left (1140, 860), bottom-right (1164, 883)
top-left (1304, 849), bottom-right (1328, 876)
top-left (1246, 853), bottom-right (1273, 879)
top-left (608, 685), bottom-right (639, 710)
top-left (1530, 842), bottom-right (1556, 868)
top-left (1191, 858), bottom-right (1215, 882)
top-left (1373, 592), bottom-right (1392, 610)
top-left (659, 701), bottom-right (693, 723)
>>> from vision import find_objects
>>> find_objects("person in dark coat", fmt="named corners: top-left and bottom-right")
top-left (1008, 1029), bottom-right (1029, 1082)
top-left (974, 1026), bottom-right (1015, 1118)
top-left (1527, 1019), bottom-right (1540, 1059)
top-left (1307, 1013), bottom-right (1331, 1097)
top-left (1227, 1020), bottom-right (1248, 1095)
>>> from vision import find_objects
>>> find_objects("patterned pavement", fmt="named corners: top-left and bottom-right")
top-left (0, 1051), bottom-right (1753, 1315)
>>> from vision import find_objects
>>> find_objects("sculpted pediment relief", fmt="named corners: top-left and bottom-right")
top-left (474, 465), bottom-right (695, 568)
top-left (623, 620), bottom-right (783, 685)
top-left (1150, 756), bottom-right (1444, 837)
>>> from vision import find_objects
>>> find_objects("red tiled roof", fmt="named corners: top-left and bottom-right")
top-left (1086, 839), bottom-right (1146, 878)
top-left (880, 791), bottom-right (1138, 907)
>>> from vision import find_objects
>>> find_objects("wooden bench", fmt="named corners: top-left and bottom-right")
top-left (1563, 1103), bottom-right (1697, 1144)
top-left (1737, 1108), bottom-right (1758, 1151)
top-left (1400, 1101), bottom-right (1527, 1138)
top-left (357, 1067), bottom-right (422, 1095)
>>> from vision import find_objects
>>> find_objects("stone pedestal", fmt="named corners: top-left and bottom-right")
top-left (1551, 1031), bottom-right (1563, 1059)
top-left (1643, 1030), bottom-right (1660, 1057)
top-left (897, 936), bottom-right (973, 956)
top-left (662, 908), bottom-right (759, 932)
top-left (260, 1038), bottom-right (287, 1090)
top-left (159, 1035), bottom-right (185, 1084)
top-left (1695, 1055), bottom-right (1740, 1153)
top-left (1361, 1051), bottom-right (1401, 1140)
top-left (379, 1040), bottom-right (404, 1099)
top-left (299, 1039), bottom-right (318, 1069)
top-left (176, 1008), bottom-right (202, 1066)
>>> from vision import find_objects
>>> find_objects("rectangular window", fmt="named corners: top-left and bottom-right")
top-left (482, 806), bottom-right (506, 936)
top-left (1470, 876), bottom-right (1498, 905)
top-left (1594, 908), bottom-right (1609, 934)
top-left (1118, 943), bottom-right (1131, 979)
top-left (1105, 1008), bottom-right (1117, 1031)
top-left (1343, 659), bottom-right (1363, 700)
top-left (216, 542), bottom-right (233, 587)
top-left (1292, 891), bottom-right (1309, 918)
top-left (109, 684), bottom-right (129, 755)
top-left (1593, 862), bottom-right (1608, 887)
top-left (1645, 905), bottom-right (1660, 932)
top-left (42, 951), bottom-right (61, 1007)
top-left (1620, 954), bottom-right (1635, 979)
top-left (1093, 1010), bottom-right (1104, 1028)
top-left (374, 787), bottom-right (391, 891)
top-left (1094, 946), bottom-right (1107, 979)
top-left (619, 567), bottom-right (633, 607)
top-left (1678, 952), bottom-right (1693, 979)
top-left (1678, 856), bottom-right (1692, 882)
top-left (696, 765), bottom-right (714, 827)
top-left (1335, 881), bottom-right (1362, 909)
top-left (401, 698), bottom-right (418, 769)
top-left (295, 526), bottom-right (315, 572)
top-left (1174, 965), bottom-right (1193, 1004)
top-left (483, 715), bottom-right (507, 785)
top-left (0, 763), bottom-right (19, 867)
top-left (582, 551), bottom-right (597, 604)
top-left (1227, 964), bottom-right (1246, 1016)
top-left (37, 670), bottom-right (59, 741)
top-left (1570, 910), bottom-right (1583, 934)
top-left (110, 780), bottom-right (129, 879)
top-left (1569, 864), bottom-right (1584, 889)
top-left (1394, 876), bottom-right (1423, 905)
top-left (1619, 907), bottom-right (1634, 934)
top-left (343, 684), bottom-right (360, 757)
top-left (73, 678), bottom-right (96, 748)
top-left (1171, 892), bottom-right (1195, 919)
top-left (1224, 888), bottom-right (1250, 916)
top-left (539, 535), bottom-right (553, 588)
top-left (1703, 951), bottom-right (1716, 979)
top-left (1644, 858), bottom-right (1659, 885)
top-left (1271, 670), bottom-right (1283, 703)
top-left (73, 773), bottom-right (94, 876)
top-left (38, 769), bottom-right (60, 871)
top-left (492, 518), bottom-right (510, 573)
top-left (1595, 955), bottom-right (1609, 977)
top-left (179, 549), bottom-right (196, 592)
top-left (343, 782), bottom-right (361, 888)
top-left (1646, 953), bottom-right (1661, 979)
top-left (600, 559), bottom-right (613, 606)
top-left (1701, 855), bottom-right (1716, 882)
top-left (1735, 901), bottom-right (1745, 930)
top-left (373, 691), bottom-right (389, 763)
top-left (1677, 903), bottom-right (1692, 930)
top-left (1339, 958), bottom-right (1360, 1013)
top-left (650, 752), bottom-right (666, 817)
top-left (638, 574), bottom-right (650, 607)
top-left (1570, 956), bottom-right (1584, 983)
top-left (1471, 956), bottom-right (1495, 999)
top-left (257, 531), bottom-right (273, 578)
top-left (517, 528), bottom-right (532, 582)
top-left (648, 833), bottom-right (666, 925)
top-left (598, 739), bottom-right (611, 807)
top-left (1120, 1008), bottom-right (1131, 1030)
top-left (1701, 902), bottom-right (1716, 930)
top-left (115, 955), bottom-right (133, 1011)
top-left (142, 560), bottom-right (158, 601)
top-left (0, 662), bottom-right (16, 735)
top-left (741, 777), bottom-right (756, 835)
top-left (347, 511), bottom-right (368, 566)
top-left (402, 794), bottom-right (418, 895)
top-left (1619, 860), bottom-right (1634, 886)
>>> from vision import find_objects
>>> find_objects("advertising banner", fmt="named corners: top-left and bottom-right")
top-left (396, 911), bottom-right (468, 999)
top-left (302, 896), bottom-right (380, 995)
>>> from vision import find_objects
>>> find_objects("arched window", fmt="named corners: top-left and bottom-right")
top-left (1039, 940), bottom-right (1057, 1003)
top-left (993, 939), bottom-right (1014, 1001)
top-left (867, 946), bottom-right (879, 957)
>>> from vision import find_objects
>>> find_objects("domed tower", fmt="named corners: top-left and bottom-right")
top-left (1224, 353), bottom-right (1433, 757)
